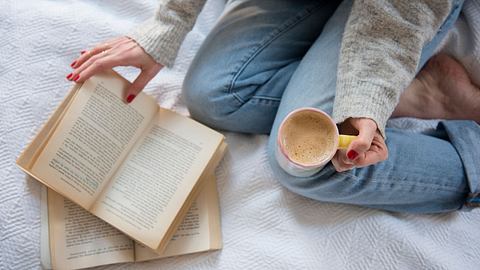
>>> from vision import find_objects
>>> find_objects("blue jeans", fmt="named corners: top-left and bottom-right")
top-left (183, 0), bottom-right (480, 213)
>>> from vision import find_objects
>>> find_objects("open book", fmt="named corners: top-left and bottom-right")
top-left (17, 71), bottom-right (226, 253)
top-left (40, 173), bottom-right (222, 270)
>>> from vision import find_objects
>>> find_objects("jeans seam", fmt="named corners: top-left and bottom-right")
top-left (332, 167), bottom-right (466, 194)
top-left (437, 0), bottom-right (463, 34)
top-left (226, 3), bottom-right (324, 105)
top-left (352, 176), bottom-right (467, 194)
top-left (250, 95), bottom-right (282, 102)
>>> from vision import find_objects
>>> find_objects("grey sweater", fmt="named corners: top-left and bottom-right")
top-left (129, 0), bottom-right (452, 137)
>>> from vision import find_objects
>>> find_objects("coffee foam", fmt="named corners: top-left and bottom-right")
top-left (282, 111), bottom-right (335, 165)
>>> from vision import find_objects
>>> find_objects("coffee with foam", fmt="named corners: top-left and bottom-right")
top-left (282, 111), bottom-right (336, 165)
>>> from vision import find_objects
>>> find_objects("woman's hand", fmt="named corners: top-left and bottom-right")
top-left (67, 36), bottom-right (163, 103)
top-left (331, 118), bottom-right (388, 172)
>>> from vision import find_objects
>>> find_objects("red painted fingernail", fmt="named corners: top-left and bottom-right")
top-left (73, 74), bottom-right (80, 82)
top-left (70, 60), bottom-right (77, 68)
top-left (126, 94), bottom-right (136, 103)
top-left (80, 50), bottom-right (86, 54)
top-left (66, 73), bottom-right (73, 80)
top-left (347, 150), bottom-right (358, 160)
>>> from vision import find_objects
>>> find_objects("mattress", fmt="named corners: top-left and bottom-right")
top-left (1, 0), bottom-right (479, 269)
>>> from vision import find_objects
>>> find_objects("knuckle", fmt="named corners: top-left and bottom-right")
top-left (354, 139), bottom-right (370, 148)
top-left (339, 156), bottom-right (353, 166)
top-left (382, 151), bottom-right (389, 161)
top-left (343, 158), bottom-right (354, 166)
top-left (88, 55), bottom-right (100, 63)
top-left (353, 158), bottom-right (365, 166)
top-left (93, 60), bottom-right (105, 69)
top-left (93, 53), bottom-right (104, 60)
top-left (359, 118), bottom-right (377, 129)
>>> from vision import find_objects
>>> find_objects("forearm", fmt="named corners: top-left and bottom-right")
top-left (128, 0), bottom-right (207, 67)
top-left (333, 0), bottom-right (453, 137)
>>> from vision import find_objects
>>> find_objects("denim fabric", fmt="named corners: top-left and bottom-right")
top-left (183, 0), bottom-right (478, 213)
top-left (184, 0), bottom-right (341, 133)
top-left (417, 0), bottom-right (465, 71)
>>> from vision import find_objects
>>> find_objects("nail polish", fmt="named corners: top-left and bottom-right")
top-left (126, 94), bottom-right (136, 103)
top-left (73, 74), bottom-right (80, 82)
top-left (66, 73), bottom-right (73, 80)
top-left (80, 50), bottom-right (86, 54)
top-left (347, 150), bottom-right (358, 160)
top-left (70, 61), bottom-right (77, 68)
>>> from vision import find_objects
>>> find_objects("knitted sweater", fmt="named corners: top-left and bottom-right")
top-left (128, 0), bottom-right (453, 137)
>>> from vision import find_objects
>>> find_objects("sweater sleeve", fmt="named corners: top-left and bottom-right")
top-left (333, 0), bottom-right (453, 138)
top-left (128, 0), bottom-right (207, 67)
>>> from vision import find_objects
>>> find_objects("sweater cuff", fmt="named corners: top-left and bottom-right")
top-left (128, 18), bottom-right (190, 68)
top-left (332, 80), bottom-right (399, 139)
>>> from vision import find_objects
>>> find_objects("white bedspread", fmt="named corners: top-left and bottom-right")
top-left (1, 1), bottom-right (479, 269)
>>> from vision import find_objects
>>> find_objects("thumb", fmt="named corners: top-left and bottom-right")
top-left (125, 69), bottom-right (157, 103)
top-left (345, 119), bottom-right (377, 161)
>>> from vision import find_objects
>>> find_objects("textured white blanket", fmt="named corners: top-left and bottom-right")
top-left (1, 0), bottom-right (479, 269)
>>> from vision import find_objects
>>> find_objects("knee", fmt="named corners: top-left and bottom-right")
top-left (183, 62), bottom-right (275, 134)
top-left (182, 62), bottom-right (234, 130)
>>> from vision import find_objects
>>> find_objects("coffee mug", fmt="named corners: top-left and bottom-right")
top-left (275, 107), bottom-right (356, 177)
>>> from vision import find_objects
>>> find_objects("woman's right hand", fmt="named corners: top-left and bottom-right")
top-left (331, 118), bottom-right (388, 172)
top-left (67, 36), bottom-right (163, 103)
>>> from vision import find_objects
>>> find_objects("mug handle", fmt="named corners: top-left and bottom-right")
top-left (338, 135), bottom-right (357, 150)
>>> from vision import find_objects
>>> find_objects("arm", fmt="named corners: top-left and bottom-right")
top-left (334, 0), bottom-right (453, 137)
top-left (128, 0), bottom-right (207, 67)
top-left (332, 0), bottom-right (453, 171)
top-left (68, 0), bottom-right (206, 102)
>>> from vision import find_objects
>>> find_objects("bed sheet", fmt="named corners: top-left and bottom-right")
top-left (1, 0), bottom-right (479, 269)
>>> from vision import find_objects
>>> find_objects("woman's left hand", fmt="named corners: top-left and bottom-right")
top-left (331, 118), bottom-right (388, 172)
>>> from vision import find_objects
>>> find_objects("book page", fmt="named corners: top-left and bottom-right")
top-left (40, 186), bottom-right (52, 270)
top-left (92, 108), bottom-right (224, 250)
top-left (47, 189), bottom-right (134, 269)
top-left (16, 83), bottom-right (81, 172)
top-left (135, 174), bottom-right (222, 261)
top-left (31, 72), bottom-right (158, 209)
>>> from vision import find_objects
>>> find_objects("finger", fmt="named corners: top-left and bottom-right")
top-left (346, 120), bottom-right (376, 161)
top-left (331, 150), bottom-right (355, 172)
top-left (74, 55), bottom-right (122, 83)
top-left (125, 67), bottom-right (161, 103)
top-left (354, 149), bottom-right (387, 167)
top-left (338, 149), bottom-right (354, 166)
top-left (353, 138), bottom-right (388, 167)
top-left (72, 47), bottom-right (112, 70)
top-left (88, 37), bottom-right (125, 55)
top-left (72, 37), bottom-right (126, 69)
top-left (69, 53), bottom-right (109, 81)
top-left (332, 158), bottom-right (354, 172)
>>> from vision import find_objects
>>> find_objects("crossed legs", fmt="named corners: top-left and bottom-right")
top-left (183, 0), bottom-right (479, 213)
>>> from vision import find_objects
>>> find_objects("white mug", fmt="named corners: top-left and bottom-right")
top-left (275, 107), bottom-right (356, 177)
